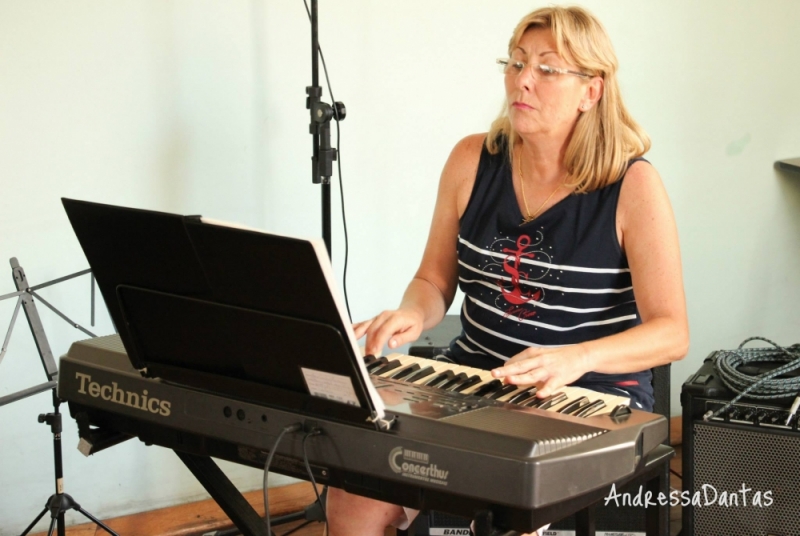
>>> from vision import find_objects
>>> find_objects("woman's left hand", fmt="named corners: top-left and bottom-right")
top-left (491, 344), bottom-right (592, 398)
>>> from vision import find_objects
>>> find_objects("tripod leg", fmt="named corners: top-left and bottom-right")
top-left (74, 506), bottom-right (120, 536)
top-left (18, 505), bottom-right (49, 536)
top-left (46, 516), bottom-right (57, 536)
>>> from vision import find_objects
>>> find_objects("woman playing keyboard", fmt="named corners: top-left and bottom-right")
top-left (328, 5), bottom-right (688, 535)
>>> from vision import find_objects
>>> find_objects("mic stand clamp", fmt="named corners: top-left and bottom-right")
top-left (306, 85), bottom-right (346, 185)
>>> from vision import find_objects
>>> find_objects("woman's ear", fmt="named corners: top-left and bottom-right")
top-left (579, 76), bottom-right (604, 112)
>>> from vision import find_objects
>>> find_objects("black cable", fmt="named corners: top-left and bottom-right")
top-left (264, 424), bottom-right (303, 536)
top-left (704, 337), bottom-right (800, 421)
top-left (670, 468), bottom-right (682, 480)
top-left (302, 429), bottom-right (327, 521)
top-left (302, 0), bottom-right (352, 322)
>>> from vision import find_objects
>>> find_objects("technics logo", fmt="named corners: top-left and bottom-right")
top-left (389, 446), bottom-right (449, 486)
top-left (75, 372), bottom-right (171, 417)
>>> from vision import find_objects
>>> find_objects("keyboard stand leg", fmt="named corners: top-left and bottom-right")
top-left (176, 451), bottom-right (269, 536)
top-left (575, 504), bottom-right (595, 536)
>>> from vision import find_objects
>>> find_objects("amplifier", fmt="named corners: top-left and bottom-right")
top-left (682, 355), bottom-right (800, 536)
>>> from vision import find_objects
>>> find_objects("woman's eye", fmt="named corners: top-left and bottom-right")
top-left (511, 61), bottom-right (525, 71)
top-left (539, 65), bottom-right (558, 75)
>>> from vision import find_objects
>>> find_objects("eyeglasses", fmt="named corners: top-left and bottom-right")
top-left (496, 58), bottom-right (590, 81)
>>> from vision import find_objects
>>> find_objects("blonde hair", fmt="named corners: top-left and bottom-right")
top-left (486, 6), bottom-right (650, 193)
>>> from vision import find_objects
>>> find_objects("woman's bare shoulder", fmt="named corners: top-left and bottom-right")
top-left (617, 159), bottom-right (676, 249)
top-left (620, 159), bottom-right (662, 193)
top-left (442, 133), bottom-right (487, 214)
top-left (444, 134), bottom-right (486, 186)
top-left (450, 133), bottom-right (486, 162)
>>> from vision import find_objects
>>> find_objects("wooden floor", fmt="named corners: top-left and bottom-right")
top-left (33, 427), bottom-right (685, 536)
top-left (29, 483), bottom-right (330, 536)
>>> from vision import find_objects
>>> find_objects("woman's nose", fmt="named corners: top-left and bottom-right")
top-left (515, 65), bottom-right (535, 91)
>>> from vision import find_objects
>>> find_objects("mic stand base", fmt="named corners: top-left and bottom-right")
top-left (20, 492), bottom-right (119, 536)
top-left (18, 390), bottom-right (119, 536)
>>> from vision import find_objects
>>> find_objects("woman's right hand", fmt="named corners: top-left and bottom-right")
top-left (354, 308), bottom-right (425, 358)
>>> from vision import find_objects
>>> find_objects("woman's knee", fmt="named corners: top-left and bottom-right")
top-left (326, 487), bottom-right (406, 536)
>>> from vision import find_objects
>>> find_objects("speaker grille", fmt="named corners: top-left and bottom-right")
top-left (693, 424), bottom-right (800, 535)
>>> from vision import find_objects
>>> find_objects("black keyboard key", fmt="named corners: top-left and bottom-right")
top-left (526, 392), bottom-right (567, 409)
top-left (371, 359), bottom-right (402, 376)
top-left (557, 396), bottom-right (590, 414)
top-left (425, 369), bottom-right (456, 388)
top-left (489, 384), bottom-right (520, 400)
top-left (472, 379), bottom-right (503, 398)
top-left (366, 356), bottom-right (388, 373)
top-left (574, 400), bottom-right (606, 417)
top-left (439, 372), bottom-right (468, 391)
top-left (389, 363), bottom-right (421, 380)
top-left (451, 375), bottom-right (483, 393)
top-left (363, 355), bottom-right (378, 366)
top-left (539, 392), bottom-right (568, 410)
top-left (508, 387), bottom-right (538, 405)
top-left (406, 366), bottom-right (436, 383)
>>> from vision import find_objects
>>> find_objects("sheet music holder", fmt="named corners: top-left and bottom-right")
top-left (61, 198), bottom-right (388, 428)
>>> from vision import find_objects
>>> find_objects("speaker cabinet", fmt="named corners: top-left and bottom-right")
top-left (682, 356), bottom-right (800, 536)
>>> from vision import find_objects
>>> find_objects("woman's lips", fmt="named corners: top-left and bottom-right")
top-left (512, 101), bottom-right (534, 110)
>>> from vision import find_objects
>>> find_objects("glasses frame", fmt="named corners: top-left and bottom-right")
top-left (496, 58), bottom-right (590, 80)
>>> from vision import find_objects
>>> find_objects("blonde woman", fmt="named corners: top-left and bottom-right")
top-left (329, 6), bottom-right (688, 535)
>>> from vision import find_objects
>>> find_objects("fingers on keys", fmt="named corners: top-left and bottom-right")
top-left (367, 355), bottom-right (627, 417)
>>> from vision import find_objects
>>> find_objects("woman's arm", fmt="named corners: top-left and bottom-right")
top-left (492, 161), bottom-right (689, 397)
top-left (355, 134), bottom-right (484, 357)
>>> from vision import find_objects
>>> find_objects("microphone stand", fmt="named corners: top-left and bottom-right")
top-left (1, 259), bottom-right (116, 536)
top-left (306, 0), bottom-right (345, 259)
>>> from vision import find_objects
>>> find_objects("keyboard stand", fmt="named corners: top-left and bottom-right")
top-left (176, 452), bottom-right (270, 536)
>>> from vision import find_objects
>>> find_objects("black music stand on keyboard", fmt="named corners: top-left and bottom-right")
top-left (61, 198), bottom-right (394, 536)
top-left (62, 198), bottom-right (387, 429)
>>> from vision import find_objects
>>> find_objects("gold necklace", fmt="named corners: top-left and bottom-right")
top-left (517, 153), bottom-right (567, 224)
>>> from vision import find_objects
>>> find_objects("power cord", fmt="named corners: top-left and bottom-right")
top-left (263, 423), bottom-right (303, 535)
top-left (302, 0), bottom-right (352, 321)
top-left (301, 428), bottom-right (327, 522)
top-left (703, 337), bottom-right (800, 423)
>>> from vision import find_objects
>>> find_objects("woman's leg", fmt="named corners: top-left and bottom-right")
top-left (326, 486), bottom-right (409, 536)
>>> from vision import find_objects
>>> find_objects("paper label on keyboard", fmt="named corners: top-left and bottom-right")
top-left (301, 367), bottom-right (360, 406)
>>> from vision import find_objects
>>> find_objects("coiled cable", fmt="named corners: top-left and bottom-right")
top-left (704, 337), bottom-right (800, 422)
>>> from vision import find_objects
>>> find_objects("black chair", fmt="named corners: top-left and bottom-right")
top-left (400, 315), bottom-right (672, 536)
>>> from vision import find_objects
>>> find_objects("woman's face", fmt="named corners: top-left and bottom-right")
top-left (504, 28), bottom-right (590, 141)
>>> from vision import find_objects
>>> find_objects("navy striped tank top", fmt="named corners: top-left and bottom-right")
top-left (446, 139), bottom-right (653, 410)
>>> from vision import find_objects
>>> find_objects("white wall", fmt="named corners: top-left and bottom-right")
top-left (0, 0), bottom-right (799, 532)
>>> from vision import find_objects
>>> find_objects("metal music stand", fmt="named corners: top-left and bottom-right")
top-left (0, 258), bottom-right (118, 536)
